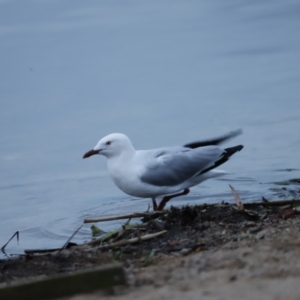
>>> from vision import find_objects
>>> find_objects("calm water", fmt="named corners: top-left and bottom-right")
top-left (1, 0), bottom-right (300, 258)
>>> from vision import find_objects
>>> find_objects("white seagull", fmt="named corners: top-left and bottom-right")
top-left (83, 129), bottom-right (243, 210)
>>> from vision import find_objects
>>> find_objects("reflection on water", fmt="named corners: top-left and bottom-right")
top-left (1, 0), bottom-right (300, 257)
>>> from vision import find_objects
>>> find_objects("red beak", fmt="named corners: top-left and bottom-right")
top-left (83, 149), bottom-right (100, 159)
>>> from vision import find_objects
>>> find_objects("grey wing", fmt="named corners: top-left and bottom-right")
top-left (139, 146), bottom-right (224, 187)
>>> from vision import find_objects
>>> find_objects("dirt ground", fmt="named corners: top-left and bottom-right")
top-left (1, 202), bottom-right (300, 299)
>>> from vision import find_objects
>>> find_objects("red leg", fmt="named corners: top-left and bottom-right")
top-left (152, 198), bottom-right (158, 211)
top-left (155, 188), bottom-right (190, 211)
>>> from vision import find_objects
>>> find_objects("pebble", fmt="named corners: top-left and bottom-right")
top-left (180, 248), bottom-right (192, 256)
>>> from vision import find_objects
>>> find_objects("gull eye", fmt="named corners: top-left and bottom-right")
top-left (106, 141), bottom-right (111, 146)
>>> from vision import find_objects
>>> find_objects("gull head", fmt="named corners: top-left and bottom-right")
top-left (83, 133), bottom-right (135, 159)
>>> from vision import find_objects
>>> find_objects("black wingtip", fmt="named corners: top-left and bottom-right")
top-left (199, 144), bottom-right (244, 175)
top-left (184, 129), bottom-right (243, 149)
top-left (224, 145), bottom-right (244, 156)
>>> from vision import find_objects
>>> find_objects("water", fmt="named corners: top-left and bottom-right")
top-left (1, 0), bottom-right (300, 258)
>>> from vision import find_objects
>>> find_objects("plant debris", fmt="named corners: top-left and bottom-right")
top-left (1, 198), bottom-right (300, 286)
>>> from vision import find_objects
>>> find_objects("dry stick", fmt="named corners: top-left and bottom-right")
top-left (85, 199), bottom-right (300, 225)
top-left (25, 225), bottom-right (83, 255)
top-left (1, 231), bottom-right (19, 254)
top-left (25, 248), bottom-right (63, 255)
top-left (89, 230), bottom-right (167, 247)
top-left (243, 199), bottom-right (300, 207)
top-left (229, 184), bottom-right (244, 211)
top-left (84, 211), bottom-right (165, 223)
top-left (216, 199), bottom-right (300, 208)
top-left (57, 224), bottom-right (83, 254)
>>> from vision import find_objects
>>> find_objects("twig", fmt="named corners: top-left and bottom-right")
top-left (243, 199), bottom-right (300, 207)
top-left (85, 199), bottom-right (300, 225)
top-left (57, 224), bottom-right (83, 254)
top-left (84, 211), bottom-right (165, 223)
top-left (123, 218), bottom-right (131, 227)
top-left (1, 231), bottom-right (19, 255)
top-left (25, 247), bottom-right (66, 255)
top-left (25, 243), bottom-right (79, 255)
top-left (90, 230), bottom-right (167, 248)
top-left (229, 185), bottom-right (244, 211)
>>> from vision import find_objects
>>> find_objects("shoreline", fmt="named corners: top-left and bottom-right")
top-left (1, 201), bottom-right (300, 299)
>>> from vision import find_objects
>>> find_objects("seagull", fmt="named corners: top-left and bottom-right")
top-left (83, 129), bottom-right (243, 210)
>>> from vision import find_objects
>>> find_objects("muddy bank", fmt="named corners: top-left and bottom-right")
top-left (1, 201), bottom-right (300, 299)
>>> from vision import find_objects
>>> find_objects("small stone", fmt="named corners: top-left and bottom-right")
top-left (249, 226), bottom-right (263, 234)
top-left (245, 221), bottom-right (256, 227)
top-left (229, 274), bottom-right (237, 281)
top-left (180, 248), bottom-right (192, 256)
top-left (256, 231), bottom-right (265, 240)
